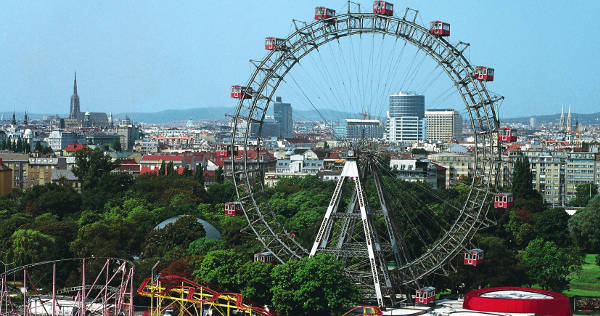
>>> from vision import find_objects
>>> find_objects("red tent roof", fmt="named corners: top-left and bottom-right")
top-left (464, 287), bottom-right (571, 316)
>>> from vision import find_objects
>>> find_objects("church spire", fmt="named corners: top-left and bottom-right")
top-left (559, 105), bottom-right (565, 131)
top-left (73, 72), bottom-right (77, 95)
top-left (69, 72), bottom-right (81, 120)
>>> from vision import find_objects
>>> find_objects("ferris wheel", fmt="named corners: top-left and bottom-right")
top-left (228, 1), bottom-right (507, 308)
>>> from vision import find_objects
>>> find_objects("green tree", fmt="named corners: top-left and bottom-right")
top-left (522, 238), bottom-right (582, 292)
top-left (181, 167), bottom-right (193, 177)
top-left (110, 140), bottom-right (122, 152)
top-left (411, 148), bottom-right (428, 155)
top-left (206, 181), bottom-right (236, 204)
top-left (70, 219), bottom-right (142, 259)
top-left (21, 183), bottom-right (82, 218)
top-left (236, 261), bottom-right (273, 305)
top-left (72, 149), bottom-right (120, 188)
top-left (445, 236), bottom-right (528, 293)
top-left (569, 195), bottom-right (600, 252)
top-left (158, 161), bottom-right (166, 176)
top-left (270, 254), bottom-right (360, 316)
top-left (188, 237), bottom-right (225, 256)
top-left (568, 183), bottom-right (598, 207)
top-left (33, 214), bottom-right (78, 259)
top-left (506, 207), bottom-right (536, 247)
top-left (535, 207), bottom-right (571, 247)
top-left (0, 211), bottom-right (32, 250)
top-left (16, 138), bottom-right (23, 153)
top-left (215, 166), bottom-right (224, 184)
top-left (512, 155), bottom-right (535, 201)
top-left (81, 172), bottom-right (134, 211)
top-left (143, 215), bottom-right (206, 258)
top-left (7, 229), bottom-right (57, 266)
top-left (166, 161), bottom-right (175, 176)
top-left (129, 175), bottom-right (206, 206)
top-left (194, 164), bottom-right (205, 187)
top-left (193, 249), bottom-right (244, 291)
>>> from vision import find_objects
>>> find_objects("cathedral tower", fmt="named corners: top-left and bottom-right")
top-left (69, 72), bottom-right (81, 120)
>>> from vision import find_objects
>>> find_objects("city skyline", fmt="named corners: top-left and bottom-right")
top-left (2, 1), bottom-right (599, 119)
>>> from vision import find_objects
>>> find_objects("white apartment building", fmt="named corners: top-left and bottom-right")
top-left (425, 109), bottom-right (463, 142)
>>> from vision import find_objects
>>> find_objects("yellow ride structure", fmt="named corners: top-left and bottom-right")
top-left (138, 275), bottom-right (272, 316)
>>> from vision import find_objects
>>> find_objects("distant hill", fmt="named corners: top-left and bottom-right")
top-left (115, 107), bottom-right (362, 124)
top-left (13, 107), bottom-right (599, 125)
top-left (116, 107), bottom-right (234, 123)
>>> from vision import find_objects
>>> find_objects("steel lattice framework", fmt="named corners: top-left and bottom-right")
top-left (231, 7), bottom-right (503, 301)
top-left (0, 258), bottom-right (135, 316)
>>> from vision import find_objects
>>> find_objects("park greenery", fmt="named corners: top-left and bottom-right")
top-left (0, 149), bottom-right (599, 314)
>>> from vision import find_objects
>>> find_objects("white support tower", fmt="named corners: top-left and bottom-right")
top-left (310, 151), bottom-right (402, 307)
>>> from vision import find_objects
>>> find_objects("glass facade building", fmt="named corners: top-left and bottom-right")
top-left (389, 92), bottom-right (425, 118)
top-left (273, 97), bottom-right (293, 138)
top-left (386, 92), bottom-right (425, 142)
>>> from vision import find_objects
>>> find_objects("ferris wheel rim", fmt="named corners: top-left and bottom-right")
top-left (230, 10), bottom-right (502, 287)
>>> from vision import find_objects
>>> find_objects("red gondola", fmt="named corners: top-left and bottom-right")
top-left (224, 201), bottom-right (244, 216)
top-left (373, 1), bottom-right (393, 16)
top-left (464, 248), bottom-right (484, 266)
top-left (494, 193), bottom-right (514, 209)
top-left (315, 7), bottom-right (336, 20)
top-left (498, 128), bottom-right (517, 142)
top-left (415, 287), bottom-right (436, 304)
top-left (429, 21), bottom-right (450, 36)
top-left (265, 37), bottom-right (288, 51)
top-left (230, 85), bottom-right (252, 99)
top-left (473, 66), bottom-right (494, 81)
top-left (254, 251), bottom-right (277, 264)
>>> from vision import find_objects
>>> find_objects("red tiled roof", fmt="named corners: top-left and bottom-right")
top-left (120, 158), bottom-right (138, 165)
top-left (140, 166), bottom-right (185, 175)
top-left (222, 149), bottom-right (275, 162)
top-left (505, 144), bottom-right (525, 153)
top-left (117, 164), bottom-right (140, 172)
top-left (64, 144), bottom-right (89, 152)
top-left (212, 158), bottom-right (225, 167)
top-left (431, 163), bottom-right (446, 171)
top-left (286, 139), bottom-right (315, 144)
top-left (141, 155), bottom-right (184, 162)
top-left (328, 152), bottom-right (342, 159)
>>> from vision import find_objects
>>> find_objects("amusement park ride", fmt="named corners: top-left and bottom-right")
top-left (229, 0), bottom-right (516, 309)
top-left (0, 2), bottom-right (521, 316)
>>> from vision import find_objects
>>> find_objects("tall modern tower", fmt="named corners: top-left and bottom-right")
top-left (273, 96), bottom-right (293, 138)
top-left (386, 91), bottom-right (425, 142)
top-left (69, 72), bottom-right (81, 120)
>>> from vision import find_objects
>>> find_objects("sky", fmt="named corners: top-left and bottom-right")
top-left (1, 1), bottom-right (599, 119)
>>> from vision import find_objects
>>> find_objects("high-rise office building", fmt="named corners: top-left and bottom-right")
top-left (386, 92), bottom-right (425, 142)
top-left (425, 109), bottom-right (462, 142)
top-left (273, 97), bottom-right (293, 138)
top-left (345, 119), bottom-right (384, 139)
